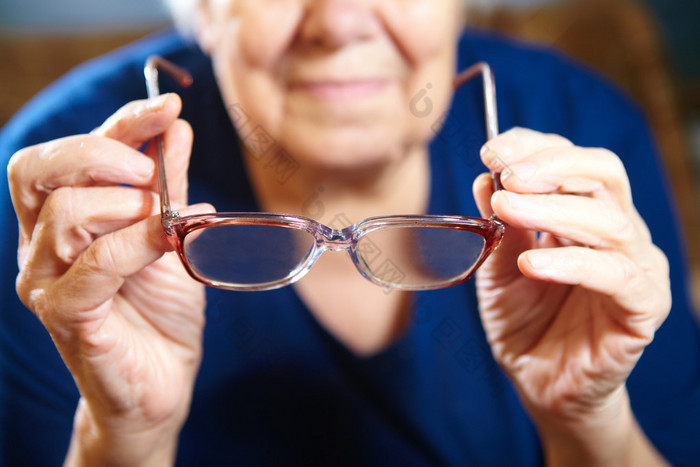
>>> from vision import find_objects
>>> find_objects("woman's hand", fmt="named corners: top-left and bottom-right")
top-left (8, 95), bottom-right (211, 466)
top-left (473, 128), bottom-right (670, 465)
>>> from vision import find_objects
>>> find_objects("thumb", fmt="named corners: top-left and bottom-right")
top-left (147, 118), bottom-right (193, 206)
top-left (473, 173), bottom-right (533, 284)
top-left (473, 172), bottom-right (495, 218)
top-left (93, 93), bottom-right (182, 149)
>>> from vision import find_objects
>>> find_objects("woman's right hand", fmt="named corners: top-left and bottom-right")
top-left (7, 94), bottom-right (211, 466)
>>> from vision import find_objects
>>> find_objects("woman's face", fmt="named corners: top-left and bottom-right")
top-left (197, 0), bottom-right (462, 170)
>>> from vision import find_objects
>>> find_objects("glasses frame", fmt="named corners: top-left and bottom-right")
top-left (144, 56), bottom-right (506, 291)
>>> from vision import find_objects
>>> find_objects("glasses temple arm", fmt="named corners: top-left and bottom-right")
top-left (144, 55), bottom-right (193, 219)
top-left (453, 62), bottom-right (503, 192)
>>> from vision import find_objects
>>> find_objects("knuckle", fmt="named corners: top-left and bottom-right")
top-left (650, 244), bottom-right (670, 279)
top-left (608, 209), bottom-right (637, 246)
top-left (596, 147), bottom-right (624, 170)
top-left (40, 186), bottom-right (76, 225)
top-left (618, 254), bottom-right (640, 285)
top-left (616, 250), bottom-right (670, 323)
top-left (7, 147), bottom-right (38, 207)
top-left (631, 210), bottom-right (652, 242)
top-left (81, 235), bottom-right (120, 277)
top-left (503, 126), bottom-right (530, 138)
top-left (31, 188), bottom-right (91, 266)
top-left (613, 254), bottom-right (647, 302)
top-left (659, 291), bottom-right (672, 321)
top-left (7, 147), bottom-right (32, 185)
top-left (15, 269), bottom-right (53, 321)
top-left (9, 136), bottom-right (84, 203)
top-left (658, 287), bottom-right (672, 317)
top-left (543, 131), bottom-right (573, 147)
top-left (15, 268), bottom-right (34, 309)
top-left (595, 148), bottom-right (631, 189)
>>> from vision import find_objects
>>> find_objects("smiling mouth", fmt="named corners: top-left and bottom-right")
top-left (295, 79), bottom-right (390, 101)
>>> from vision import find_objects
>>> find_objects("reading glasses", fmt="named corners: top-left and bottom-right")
top-left (144, 56), bottom-right (505, 291)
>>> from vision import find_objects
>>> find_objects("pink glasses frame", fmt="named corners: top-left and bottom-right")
top-left (144, 56), bottom-right (506, 291)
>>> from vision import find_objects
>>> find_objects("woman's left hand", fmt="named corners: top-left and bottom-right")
top-left (473, 127), bottom-right (670, 465)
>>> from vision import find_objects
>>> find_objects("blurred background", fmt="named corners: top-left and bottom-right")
top-left (1, 0), bottom-right (699, 309)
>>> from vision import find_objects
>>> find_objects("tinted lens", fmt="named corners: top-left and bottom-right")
top-left (356, 226), bottom-right (486, 288)
top-left (183, 224), bottom-right (316, 287)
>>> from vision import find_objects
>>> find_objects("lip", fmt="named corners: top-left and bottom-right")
top-left (294, 79), bottom-right (390, 101)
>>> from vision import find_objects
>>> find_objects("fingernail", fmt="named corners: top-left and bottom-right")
top-left (480, 144), bottom-right (511, 175)
top-left (130, 156), bottom-right (155, 177)
top-left (146, 94), bottom-right (170, 110)
top-left (481, 140), bottom-right (512, 158)
top-left (479, 144), bottom-right (490, 158)
top-left (480, 144), bottom-right (497, 159)
top-left (527, 251), bottom-right (552, 269)
top-left (509, 162), bottom-right (536, 182)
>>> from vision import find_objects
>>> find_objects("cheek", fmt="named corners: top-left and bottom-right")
top-left (237, 4), bottom-right (303, 69)
top-left (380, 1), bottom-right (460, 65)
top-left (381, 4), bottom-right (459, 146)
top-left (211, 5), bottom-right (301, 142)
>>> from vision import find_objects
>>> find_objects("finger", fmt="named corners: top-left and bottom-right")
top-left (491, 191), bottom-right (651, 254)
top-left (16, 187), bottom-right (163, 308)
top-left (8, 135), bottom-right (156, 243)
top-left (538, 232), bottom-right (577, 249)
top-left (473, 173), bottom-right (535, 284)
top-left (23, 203), bottom-right (213, 322)
top-left (499, 145), bottom-right (633, 208)
top-left (480, 127), bottom-right (573, 172)
top-left (92, 94), bottom-right (182, 149)
top-left (518, 246), bottom-right (670, 331)
top-left (17, 186), bottom-right (161, 273)
top-left (472, 172), bottom-right (495, 218)
top-left (144, 119), bottom-right (193, 206)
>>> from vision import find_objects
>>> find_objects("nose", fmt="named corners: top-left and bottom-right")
top-left (299, 0), bottom-right (376, 48)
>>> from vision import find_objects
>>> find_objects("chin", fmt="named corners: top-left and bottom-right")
top-left (282, 125), bottom-right (407, 173)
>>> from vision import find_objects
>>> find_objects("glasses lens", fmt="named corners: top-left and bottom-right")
top-left (183, 224), bottom-right (316, 288)
top-left (356, 226), bottom-right (486, 289)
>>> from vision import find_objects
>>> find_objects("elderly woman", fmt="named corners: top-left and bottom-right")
top-left (1, 0), bottom-right (699, 465)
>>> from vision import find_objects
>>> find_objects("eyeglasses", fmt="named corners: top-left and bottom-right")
top-left (144, 56), bottom-right (506, 291)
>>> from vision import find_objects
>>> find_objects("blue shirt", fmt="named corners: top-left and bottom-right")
top-left (1, 29), bottom-right (699, 466)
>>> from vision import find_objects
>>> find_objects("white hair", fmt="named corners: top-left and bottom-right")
top-left (162, 0), bottom-right (479, 33)
top-left (162, 0), bottom-right (200, 34)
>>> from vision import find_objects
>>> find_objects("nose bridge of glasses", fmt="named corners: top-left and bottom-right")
top-left (317, 226), bottom-right (355, 252)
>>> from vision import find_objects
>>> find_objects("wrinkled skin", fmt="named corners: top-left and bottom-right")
top-left (9, 95), bottom-right (211, 464)
top-left (7, 0), bottom-right (672, 465)
top-left (473, 128), bottom-right (670, 464)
